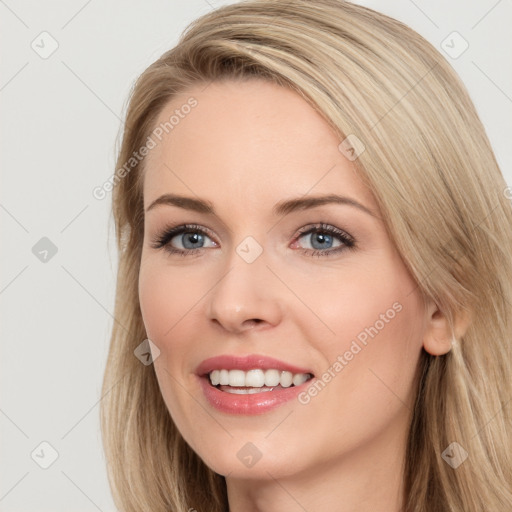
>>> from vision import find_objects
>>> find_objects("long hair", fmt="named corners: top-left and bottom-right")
top-left (100, 1), bottom-right (512, 510)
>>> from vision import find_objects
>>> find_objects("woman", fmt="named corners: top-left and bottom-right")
top-left (100, 1), bottom-right (512, 510)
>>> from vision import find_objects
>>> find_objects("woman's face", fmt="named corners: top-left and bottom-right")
top-left (139, 78), bottom-right (428, 480)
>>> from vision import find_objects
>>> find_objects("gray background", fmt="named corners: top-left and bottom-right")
top-left (1, 0), bottom-right (511, 510)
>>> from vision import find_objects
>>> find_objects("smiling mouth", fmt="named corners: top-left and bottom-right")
top-left (206, 368), bottom-right (314, 394)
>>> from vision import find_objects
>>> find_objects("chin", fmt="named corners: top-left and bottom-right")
top-left (194, 436), bottom-right (311, 481)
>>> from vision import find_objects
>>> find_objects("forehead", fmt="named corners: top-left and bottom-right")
top-left (143, 79), bottom-right (376, 216)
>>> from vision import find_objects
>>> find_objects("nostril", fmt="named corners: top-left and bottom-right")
top-left (243, 318), bottom-right (263, 328)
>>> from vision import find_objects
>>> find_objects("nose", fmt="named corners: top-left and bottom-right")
top-left (206, 249), bottom-right (283, 334)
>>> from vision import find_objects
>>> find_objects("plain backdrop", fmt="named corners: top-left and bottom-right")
top-left (1, 0), bottom-right (511, 510)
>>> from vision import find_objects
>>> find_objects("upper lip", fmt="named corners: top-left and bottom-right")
top-left (196, 354), bottom-right (314, 376)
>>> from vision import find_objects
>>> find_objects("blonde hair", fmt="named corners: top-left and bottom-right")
top-left (100, 1), bottom-right (512, 510)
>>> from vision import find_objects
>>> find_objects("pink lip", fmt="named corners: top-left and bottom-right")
top-left (198, 376), bottom-right (313, 415)
top-left (195, 354), bottom-right (313, 376)
top-left (195, 354), bottom-right (315, 415)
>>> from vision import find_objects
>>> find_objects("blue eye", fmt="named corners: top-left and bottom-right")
top-left (294, 223), bottom-right (355, 257)
top-left (151, 222), bottom-right (355, 257)
top-left (151, 224), bottom-right (216, 256)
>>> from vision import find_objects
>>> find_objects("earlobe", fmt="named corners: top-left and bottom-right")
top-left (422, 301), bottom-right (472, 356)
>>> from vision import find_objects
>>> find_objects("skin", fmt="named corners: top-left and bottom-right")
top-left (138, 78), bottom-right (458, 512)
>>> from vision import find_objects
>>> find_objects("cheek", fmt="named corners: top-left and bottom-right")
top-left (288, 253), bottom-right (418, 344)
top-left (138, 259), bottom-right (204, 438)
top-left (138, 257), bottom-right (204, 342)
top-left (138, 259), bottom-right (197, 397)
top-left (294, 255), bottom-right (424, 405)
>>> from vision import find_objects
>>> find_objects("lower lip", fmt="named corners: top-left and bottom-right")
top-left (198, 375), bottom-right (312, 415)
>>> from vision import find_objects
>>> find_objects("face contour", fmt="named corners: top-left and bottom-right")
top-left (138, 79), bottom-right (429, 484)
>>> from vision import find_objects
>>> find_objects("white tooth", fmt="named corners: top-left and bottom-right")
top-left (219, 369), bottom-right (230, 385)
top-left (213, 368), bottom-right (311, 388)
top-left (292, 373), bottom-right (309, 386)
top-left (245, 369), bottom-right (265, 387)
top-left (280, 371), bottom-right (293, 388)
top-left (228, 369), bottom-right (246, 387)
top-left (264, 369), bottom-right (281, 386)
top-left (210, 370), bottom-right (220, 386)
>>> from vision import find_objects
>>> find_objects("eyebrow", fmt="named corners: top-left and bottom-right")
top-left (145, 193), bottom-right (378, 218)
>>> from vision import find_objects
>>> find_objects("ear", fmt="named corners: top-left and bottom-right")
top-left (422, 300), bottom-right (472, 356)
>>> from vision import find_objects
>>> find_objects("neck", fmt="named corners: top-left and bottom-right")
top-left (225, 417), bottom-right (408, 512)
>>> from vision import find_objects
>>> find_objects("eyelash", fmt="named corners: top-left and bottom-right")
top-left (150, 222), bottom-right (356, 258)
